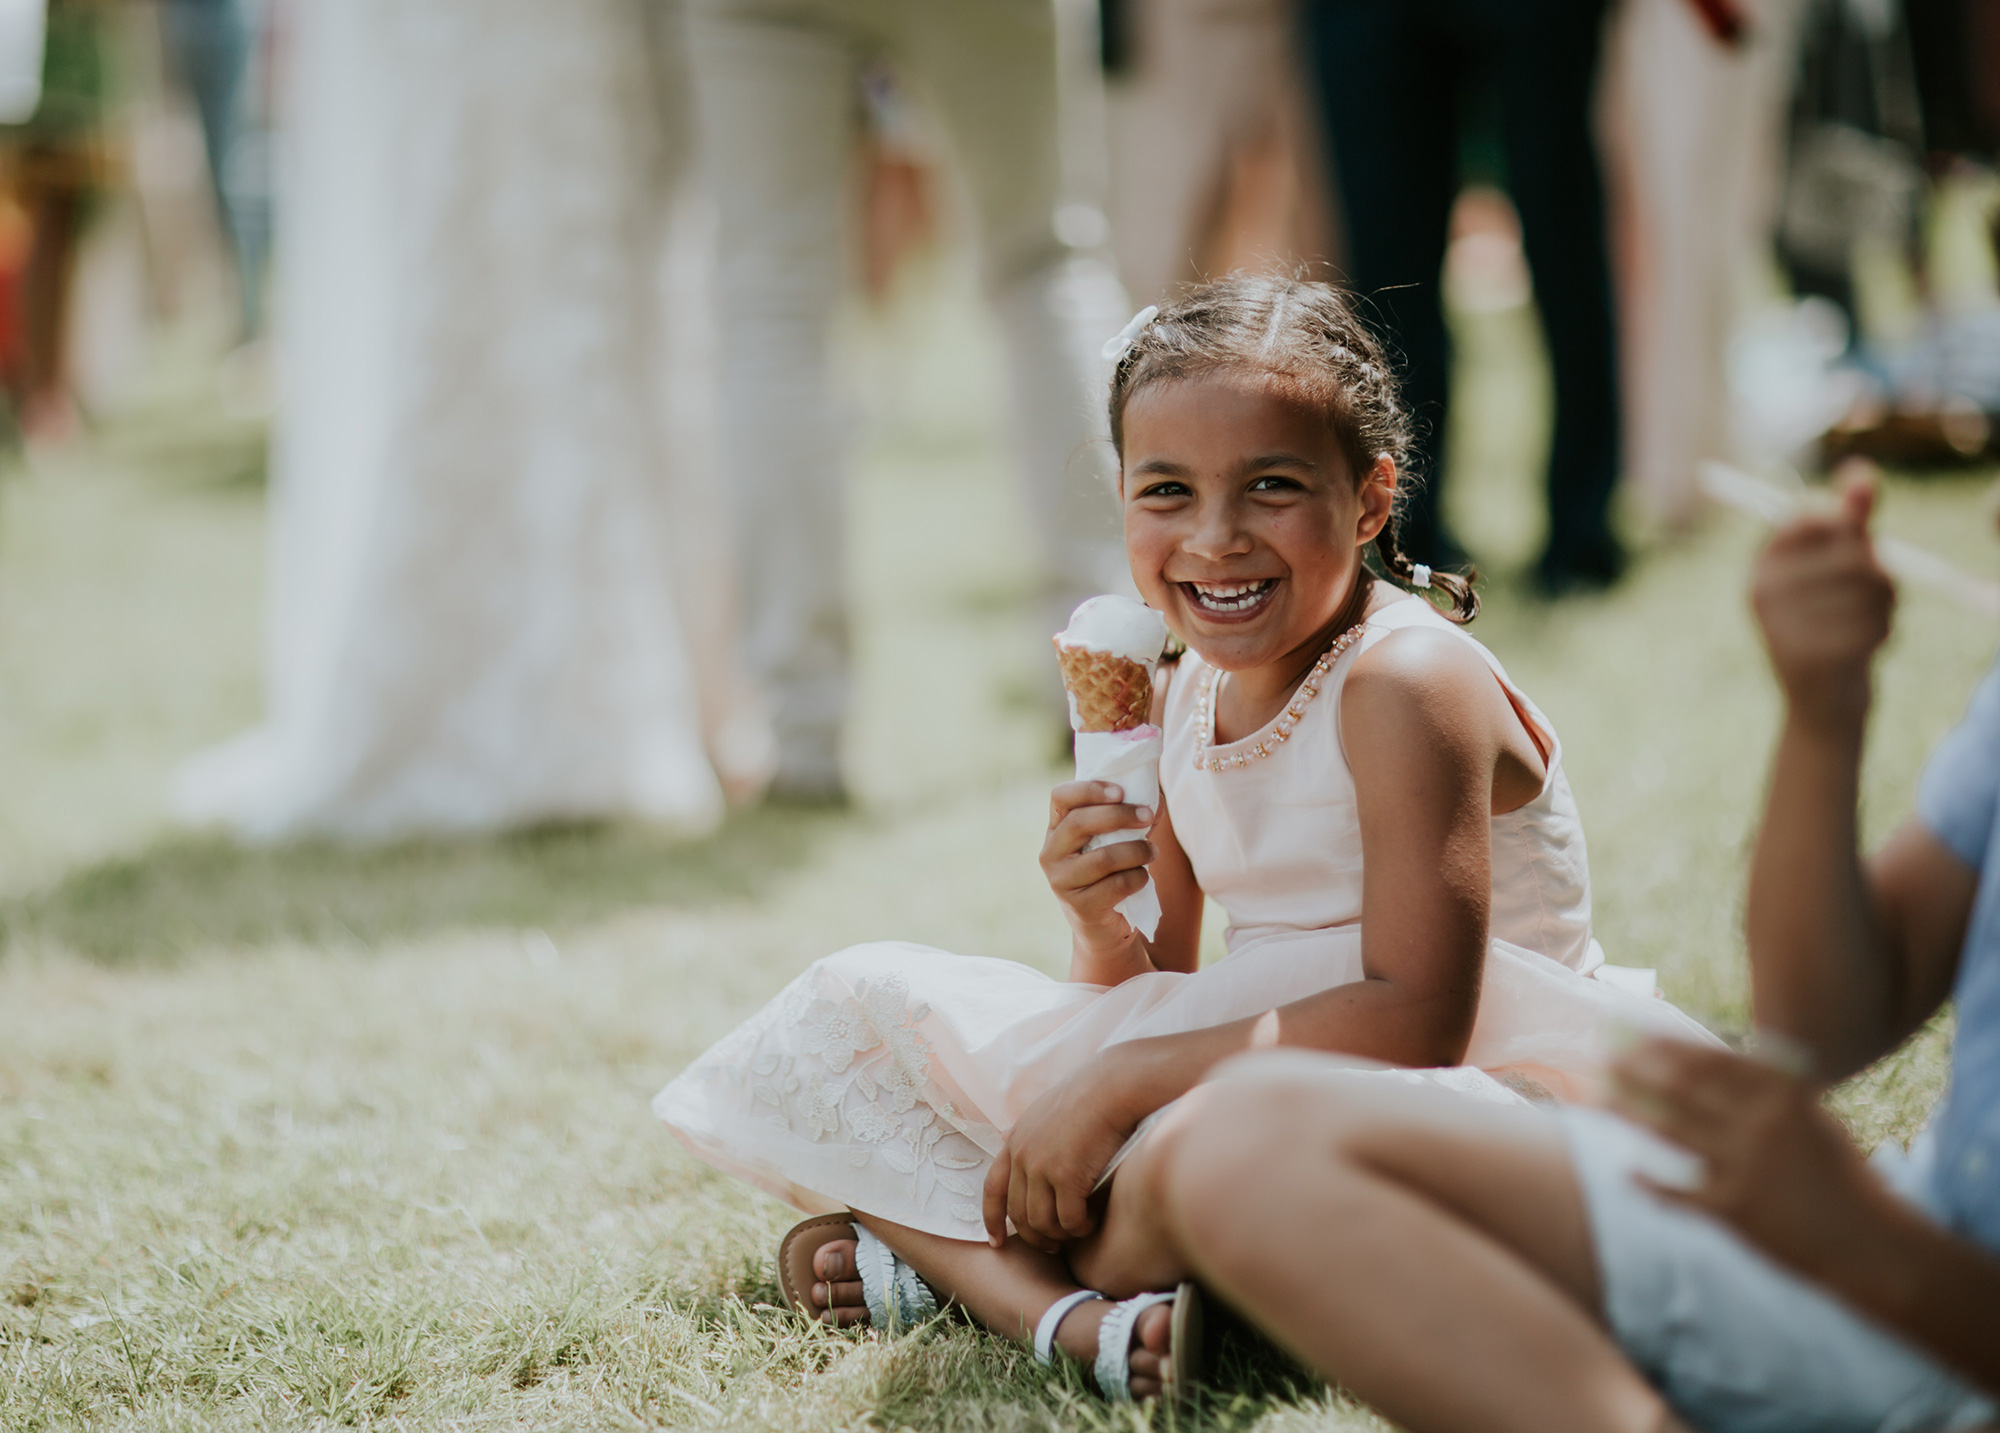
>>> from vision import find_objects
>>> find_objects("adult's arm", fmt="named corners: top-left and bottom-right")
top-left (1743, 477), bottom-right (1974, 1078)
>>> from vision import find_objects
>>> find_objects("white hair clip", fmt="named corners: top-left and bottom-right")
top-left (1410, 564), bottom-right (1433, 590)
top-left (1101, 305), bottom-right (1159, 364)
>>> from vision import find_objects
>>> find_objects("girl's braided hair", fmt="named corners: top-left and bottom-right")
top-left (1106, 275), bottom-right (1478, 623)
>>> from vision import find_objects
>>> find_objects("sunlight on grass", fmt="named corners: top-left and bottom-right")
top-left (1, 262), bottom-right (1994, 1427)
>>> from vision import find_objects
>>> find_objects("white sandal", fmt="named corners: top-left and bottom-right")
top-left (1033, 1282), bottom-right (1204, 1403)
top-left (775, 1214), bottom-right (940, 1332)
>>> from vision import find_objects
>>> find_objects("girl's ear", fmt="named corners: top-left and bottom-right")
top-left (1357, 455), bottom-right (1396, 544)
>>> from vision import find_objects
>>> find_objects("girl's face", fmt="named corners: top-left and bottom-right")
top-left (1119, 370), bottom-right (1394, 676)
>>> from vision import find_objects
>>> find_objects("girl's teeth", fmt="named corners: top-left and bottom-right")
top-left (1189, 580), bottom-right (1273, 612)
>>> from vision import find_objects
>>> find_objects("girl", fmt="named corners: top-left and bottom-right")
top-left (655, 277), bottom-right (1715, 1402)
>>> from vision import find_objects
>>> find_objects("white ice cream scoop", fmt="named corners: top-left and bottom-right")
top-left (1057, 595), bottom-right (1169, 663)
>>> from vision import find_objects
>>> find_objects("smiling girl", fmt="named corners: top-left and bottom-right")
top-left (653, 278), bottom-right (1715, 1402)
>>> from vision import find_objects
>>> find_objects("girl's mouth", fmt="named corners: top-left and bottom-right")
top-left (1182, 578), bottom-right (1278, 619)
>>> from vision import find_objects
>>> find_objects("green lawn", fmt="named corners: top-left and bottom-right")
top-left (0, 268), bottom-right (1993, 1430)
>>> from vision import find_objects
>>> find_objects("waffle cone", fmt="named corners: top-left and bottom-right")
top-left (1055, 641), bottom-right (1154, 732)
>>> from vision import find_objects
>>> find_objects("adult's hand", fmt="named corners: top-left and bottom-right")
top-left (1750, 467), bottom-right (1894, 734)
top-left (1612, 1035), bottom-right (2000, 1395)
top-left (1607, 1036), bottom-right (1885, 1282)
top-left (981, 1057), bottom-right (1134, 1252)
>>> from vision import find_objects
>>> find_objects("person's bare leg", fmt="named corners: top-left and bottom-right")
top-left (1082, 1053), bottom-right (1692, 1433)
top-left (801, 1217), bottom-right (1175, 1398)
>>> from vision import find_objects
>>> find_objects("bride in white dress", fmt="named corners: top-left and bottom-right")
top-left (176, 0), bottom-right (767, 840)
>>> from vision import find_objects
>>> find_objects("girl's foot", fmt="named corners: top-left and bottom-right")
top-left (805, 1232), bottom-right (1177, 1399)
top-left (808, 1235), bottom-right (870, 1327)
top-left (1048, 1294), bottom-right (1175, 1400)
top-left (782, 1217), bottom-right (935, 1331)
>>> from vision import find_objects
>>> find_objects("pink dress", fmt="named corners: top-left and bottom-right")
top-left (654, 596), bottom-right (1717, 1240)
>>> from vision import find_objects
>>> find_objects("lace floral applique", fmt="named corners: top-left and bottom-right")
top-left (728, 969), bottom-right (984, 1225)
top-left (797, 975), bottom-right (932, 1079)
top-left (796, 1073), bottom-right (843, 1140)
top-left (847, 1100), bottom-right (897, 1144)
top-left (748, 1051), bottom-right (800, 1133)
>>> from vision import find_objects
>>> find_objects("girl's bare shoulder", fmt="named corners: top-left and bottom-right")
top-left (1343, 623), bottom-right (1494, 708)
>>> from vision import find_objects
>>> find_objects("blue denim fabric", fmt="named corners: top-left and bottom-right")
top-left (1917, 657), bottom-right (2000, 1256)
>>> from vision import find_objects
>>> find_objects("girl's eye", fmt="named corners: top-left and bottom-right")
top-left (1135, 480), bottom-right (1190, 499)
top-left (1249, 475), bottom-right (1303, 493)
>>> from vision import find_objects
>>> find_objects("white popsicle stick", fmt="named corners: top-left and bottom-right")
top-left (1697, 462), bottom-right (2000, 620)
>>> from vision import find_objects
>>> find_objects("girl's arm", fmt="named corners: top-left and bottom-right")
top-left (1096, 629), bottom-right (1522, 1113)
top-left (989, 630), bottom-right (1532, 1249)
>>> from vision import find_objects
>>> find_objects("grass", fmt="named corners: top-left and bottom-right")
top-left (1, 259), bottom-right (1995, 1429)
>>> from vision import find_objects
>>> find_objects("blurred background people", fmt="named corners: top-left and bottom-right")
top-left (0, 0), bottom-right (119, 443)
top-left (1098, 0), bottom-right (1335, 306)
top-left (14, 0), bottom-right (2000, 853)
top-left (685, 0), bottom-right (1131, 802)
top-left (172, 0), bottom-right (765, 841)
top-left (1605, 0), bottom-right (1800, 528)
top-left (1302, 0), bottom-right (1626, 592)
top-left (155, 0), bottom-right (270, 343)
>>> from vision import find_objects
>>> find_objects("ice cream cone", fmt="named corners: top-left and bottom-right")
top-left (1055, 641), bottom-right (1154, 732)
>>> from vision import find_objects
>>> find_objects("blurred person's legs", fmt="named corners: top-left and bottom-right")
top-left (1103, 0), bottom-right (1239, 307)
top-left (157, 0), bottom-right (246, 225)
top-left (902, 0), bottom-right (1130, 685)
top-left (1495, 0), bottom-right (1623, 591)
top-left (685, 2), bottom-right (857, 799)
top-left (1608, 0), bottom-right (1802, 527)
top-left (691, 0), bottom-right (1126, 788)
top-left (1302, 0), bottom-right (1465, 570)
top-left (158, 0), bottom-right (272, 340)
top-left (1104, 0), bottom-right (1327, 306)
top-left (1607, 0), bottom-right (1742, 530)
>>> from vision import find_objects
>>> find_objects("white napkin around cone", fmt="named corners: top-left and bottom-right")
top-left (1074, 726), bottom-right (1164, 939)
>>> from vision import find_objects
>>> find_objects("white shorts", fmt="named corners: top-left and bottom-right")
top-left (1563, 1106), bottom-right (1996, 1433)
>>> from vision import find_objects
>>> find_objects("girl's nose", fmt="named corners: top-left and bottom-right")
top-left (1184, 498), bottom-right (1253, 560)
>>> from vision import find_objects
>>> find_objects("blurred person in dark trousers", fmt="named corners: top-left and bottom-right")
top-left (1303, 0), bottom-right (1625, 594)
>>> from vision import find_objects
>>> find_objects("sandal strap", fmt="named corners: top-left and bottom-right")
top-left (892, 1250), bottom-right (940, 1325)
top-left (1033, 1289), bottom-right (1106, 1366)
top-left (1093, 1290), bottom-right (1177, 1402)
top-left (853, 1226), bottom-right (938, 1331)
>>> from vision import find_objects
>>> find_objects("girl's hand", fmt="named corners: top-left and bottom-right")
top-left (1040, 780), bottom-right (1156, 951)
top-left (981, 1054), bottom-right (1135, 1251)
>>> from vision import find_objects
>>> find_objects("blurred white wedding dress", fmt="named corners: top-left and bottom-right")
top-left (176, 0), bottom-right (767, 840)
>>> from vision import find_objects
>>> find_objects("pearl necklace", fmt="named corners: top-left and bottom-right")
top-left (1192, 623), bottom-right (1367, 772)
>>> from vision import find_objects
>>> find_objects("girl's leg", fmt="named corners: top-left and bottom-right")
top-left (1086, 1055), bottom-right (1689, 1433)
top-left (801, 1219), bottom-right (1176, 1398)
